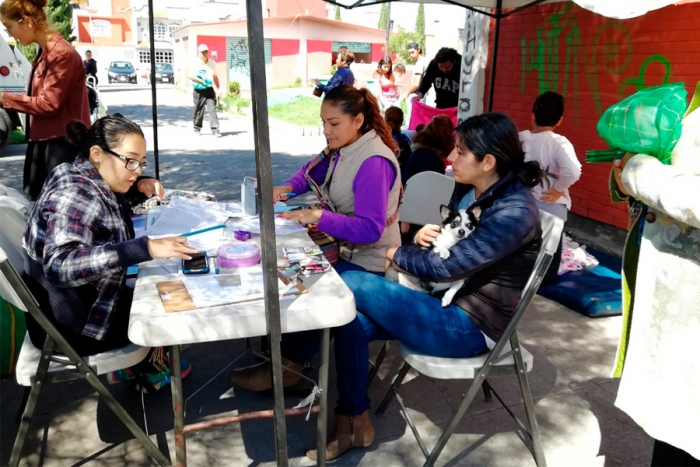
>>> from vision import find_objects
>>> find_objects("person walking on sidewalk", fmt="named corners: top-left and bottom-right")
top-left (189, 44), bottom-right (221, 137)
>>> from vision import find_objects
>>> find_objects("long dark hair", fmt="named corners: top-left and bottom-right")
top-left (412, 115), bottom-right (455, 158)
top-left (323, 85), bottom-right (399, 154)
top-left (376, 56), bottom-right (394, 84)
top-left (66, 113), bottom-right (145, 154)
top-left (455, 112), bottom-right (544, 188)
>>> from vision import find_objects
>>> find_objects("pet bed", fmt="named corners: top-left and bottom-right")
top-left (538, 247), bottom-right (623, 317)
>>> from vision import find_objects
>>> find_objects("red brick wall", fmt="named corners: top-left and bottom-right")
top-left (486, 2), bottom-right (700, 230)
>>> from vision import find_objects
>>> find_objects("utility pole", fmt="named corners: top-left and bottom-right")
top-left (384, 2), bottom-right (391, 56)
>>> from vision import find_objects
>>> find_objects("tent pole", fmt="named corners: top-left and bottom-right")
top-left (487, 0), bottom-right (502, 112)
top-left (147, 0), bottom-right (160, 179)
top-left (244, 1), bottom-right (288, 465)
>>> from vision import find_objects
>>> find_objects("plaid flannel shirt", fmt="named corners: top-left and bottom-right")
top-left (23, 156), bottom-right (151, 340)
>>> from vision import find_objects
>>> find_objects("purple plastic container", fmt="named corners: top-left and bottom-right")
top-left (217, 242), bottom-right (261, 269)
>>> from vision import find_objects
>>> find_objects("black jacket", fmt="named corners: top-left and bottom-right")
top-left (418, 54), bottom-right (461, 109)
top-left (392, 172), bottom-right (542, 340)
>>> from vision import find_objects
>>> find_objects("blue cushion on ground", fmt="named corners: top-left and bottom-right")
top-left (538, 248), bottom-right (622, 317)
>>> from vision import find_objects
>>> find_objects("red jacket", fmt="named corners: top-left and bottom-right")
top-left (2, 32), bottom-right (90, 141)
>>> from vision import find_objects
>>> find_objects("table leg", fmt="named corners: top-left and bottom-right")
top-left (171, 345), bottom-right (186, 467)
top-left (317, 328), bottom-right (330, 467)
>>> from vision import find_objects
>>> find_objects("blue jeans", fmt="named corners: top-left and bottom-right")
top-left (335, 272), bottom-right (488, 415)
top-left (280, 260), bottom-right (381, 364)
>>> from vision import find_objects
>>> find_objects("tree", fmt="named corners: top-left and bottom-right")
top-left (378, 3), bottom-right (388, 29)
top-left (47, 0), bottom-right (76, 42)
top-left (334, 5), bottom-right (342, 21)
top-left (388, 30), bottom-right (421, 64)
top-left (415, 3), bottom-right (425, 54)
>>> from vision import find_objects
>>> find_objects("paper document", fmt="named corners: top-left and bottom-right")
top-left (182, 270), bottom-right (295, 308)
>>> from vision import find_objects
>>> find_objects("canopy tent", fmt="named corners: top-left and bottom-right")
top-left (136, 0), bottom-right (692, 465)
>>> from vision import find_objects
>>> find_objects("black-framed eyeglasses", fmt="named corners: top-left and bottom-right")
top-left (102, 147), bottom-right (149, 172)
top-left (4, 17), bottom-right (24, 36)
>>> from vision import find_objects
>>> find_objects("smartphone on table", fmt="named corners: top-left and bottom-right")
top-left (182, 251), bottom-right (210, 275)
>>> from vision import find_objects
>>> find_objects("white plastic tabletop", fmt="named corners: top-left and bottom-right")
top-left (128, 231), bottom-right (356, 347)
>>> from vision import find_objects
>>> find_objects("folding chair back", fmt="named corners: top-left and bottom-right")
top-left (400, 171), bottom-right (455, 226)
top-left (378, 210), bottom-right (563, 467)
top-left (0, 247), bottom-right (168, 466)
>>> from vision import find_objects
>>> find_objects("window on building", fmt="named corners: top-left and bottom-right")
top-left (91, 20), bottom-right (110, 38)
top-left (169, 23), bottom-right (181, 33)
top-left (139, 50), bottom-right (173, 64)
top-left (154, 21), bottom-right (167, 41)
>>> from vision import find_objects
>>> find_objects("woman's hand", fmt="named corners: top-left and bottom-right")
top-left (415, 224), bottom-right (441, 247)
top-left (148, 236), bottom-right (198, 260)
top-left (273, 185), bottom-right (294, 202)
top-left (612, 153), bottom-right (635, 196)
top-left (137, 178), bottom-right (164, 201)
top-left (280, 208), bottom-right (322, 225)
top-left (310, 79), bottom-right (321, 87)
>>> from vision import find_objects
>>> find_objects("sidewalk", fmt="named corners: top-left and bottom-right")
top-left (0, 294), bottom-right (652, 466)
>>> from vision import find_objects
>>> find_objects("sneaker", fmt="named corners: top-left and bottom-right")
top-left (213, 131), bottom-right (222, 138)
top-left (194, 129), bottom-right (201, 136)
top-left (109, 359), bottom-right (192, 391)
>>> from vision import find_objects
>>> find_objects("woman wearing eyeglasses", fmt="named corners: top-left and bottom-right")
top-left (22, 115), bottom-right (197, 389)
top-left (0, 0), bottom-right (90, 201)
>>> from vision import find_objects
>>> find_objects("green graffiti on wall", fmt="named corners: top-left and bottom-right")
top-left (521, 4), bottom-right (672, 116)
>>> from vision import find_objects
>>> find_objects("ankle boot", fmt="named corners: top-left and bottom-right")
top-left (229, 357), bottom-right (303, 391)
top-left (306, 410), bottom-right (375, 461)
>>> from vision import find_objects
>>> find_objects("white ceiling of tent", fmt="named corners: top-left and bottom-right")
top-left (326, 0), bottom-right (683, 19)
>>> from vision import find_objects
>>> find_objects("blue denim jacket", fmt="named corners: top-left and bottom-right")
top-left (392, 172), bottom-right (542, 339)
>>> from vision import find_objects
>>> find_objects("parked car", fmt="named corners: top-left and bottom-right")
top-left (153, 63), bottom-right (174, 84)
top-left (0, 35), bottom-right (30, 149)
top-left (107, 61), bottom-right (137, 84)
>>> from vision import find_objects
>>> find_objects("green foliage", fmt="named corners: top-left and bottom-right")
top-left (389, 30), bottom-right (422, 64)
top-left (47, 0), bottom-right (76, 42)
top-left (378, 3), bottom-right (388, 29)
top-left (294, 76), bottom-right (302, 87)
top-left (228, 80), bottom-right (241, 96)
top-left (334, 6), bottom-right (342, 21)
top-left (415, 3), bottom-right (425, 54)
top-left (330, 64), bottom-right (337, 75)
top-left (18, 44), bottom-right (36, 63)
top-left (269, 97), bottom-right (322, 127)
top-left (216, 94), bottom-right (250, 115)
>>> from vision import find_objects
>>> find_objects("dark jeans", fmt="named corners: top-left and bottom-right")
top-left (24, 137), bottom-right (78, 201)
top-left (24, 272), bottom-right (132, 357)
top-left (651, 440), bottom-right (700, 466)
top-left (283, 262), bottom-right (488, 417)
top-left (193, 88), bottom-right (219, 132)
top-left (281, 261), bottom-right (375, 363)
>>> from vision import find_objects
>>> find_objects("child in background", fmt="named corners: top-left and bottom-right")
top-left (384, 106), bottom-right (412, 166)
top-left (374, 56), bottom-right (399, 112)
top-left (519, 91), bottom-right (582, 284)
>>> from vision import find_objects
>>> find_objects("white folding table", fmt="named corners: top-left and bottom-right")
top-left (129, 231), bottom-right (356, 466)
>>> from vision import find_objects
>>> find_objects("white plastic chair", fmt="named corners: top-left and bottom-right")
top-left (400, 171), bottom-right (456, 226)
top-left (0, 203), bottom-right (168, 466)
top-left (376, 210), bottom-right (564, 467)
top-left (367, 171), bottom-right (456, 387)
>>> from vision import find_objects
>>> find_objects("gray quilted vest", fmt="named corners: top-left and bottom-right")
top-left (320, 130), bottom-right (401, 272)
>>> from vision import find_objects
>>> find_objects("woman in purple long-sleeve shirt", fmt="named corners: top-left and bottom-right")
top-left (230, 86), bottom-right (402, 400)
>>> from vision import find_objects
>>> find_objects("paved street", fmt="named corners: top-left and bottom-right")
top-left (0, 88), bottom-right (653, 466)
